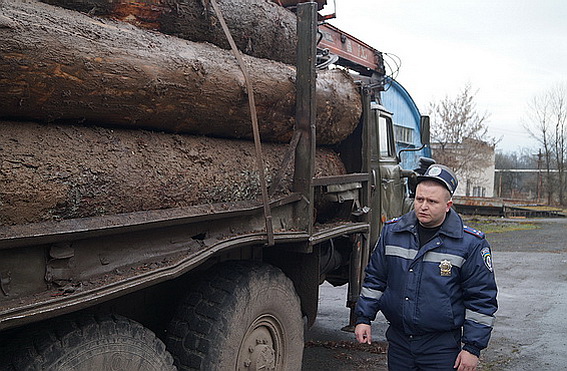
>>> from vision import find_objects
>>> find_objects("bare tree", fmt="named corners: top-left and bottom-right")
top-left (428, 84), bottom-right (497, 195)
top-left (524, 83), bottom-right (567, 205)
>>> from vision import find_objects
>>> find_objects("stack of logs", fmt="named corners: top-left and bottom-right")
top-left (0, 0), bottom-right (362, 226)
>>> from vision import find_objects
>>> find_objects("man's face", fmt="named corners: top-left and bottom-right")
top-left (414, 181), bottom-right (453, 228)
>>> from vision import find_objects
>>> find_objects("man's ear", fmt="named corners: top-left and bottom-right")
top-left (446, 199), bottom-right (453, 212)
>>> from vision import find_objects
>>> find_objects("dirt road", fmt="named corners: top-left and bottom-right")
top-left (302, 217), bottom-right (567, 370)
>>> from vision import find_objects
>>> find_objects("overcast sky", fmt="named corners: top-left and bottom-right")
top-left (327, 0), bottom-right (567, 153)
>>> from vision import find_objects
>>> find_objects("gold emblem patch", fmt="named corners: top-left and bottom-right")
top-left (439, 259), bottom-right (452, 276)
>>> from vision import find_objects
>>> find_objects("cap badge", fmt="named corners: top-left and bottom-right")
top-left (429, 166), bottom-right (443, 176)
top-left (439, 259), bottom-right (452, 276)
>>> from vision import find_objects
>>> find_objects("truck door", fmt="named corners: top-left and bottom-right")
top-left (368, 102), bottom-right (405, 248)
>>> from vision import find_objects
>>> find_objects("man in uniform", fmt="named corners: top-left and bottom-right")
top-left (354, 164), bottom-right (497, 371)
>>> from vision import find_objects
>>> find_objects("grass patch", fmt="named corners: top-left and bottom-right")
top-left (463, 217), bottom-right (539, 234)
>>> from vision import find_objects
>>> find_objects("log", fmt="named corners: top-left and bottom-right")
top-left (40, 0), bottom-right (300, 65)
top-left (0, 121), bottom-right (346, 226)
top-left (0, 0), bottom-right (362, 145)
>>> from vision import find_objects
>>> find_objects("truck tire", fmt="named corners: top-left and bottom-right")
top-left (7, 314), bottom-right (175, 370)
top-left (167, 261), bottom-right (304, 371)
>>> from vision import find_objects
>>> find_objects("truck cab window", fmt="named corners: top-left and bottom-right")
top-left (378, 115), bottom-right (394, 158)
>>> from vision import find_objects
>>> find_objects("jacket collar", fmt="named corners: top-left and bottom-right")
top-left (392, 208), bottom-right (464, 239)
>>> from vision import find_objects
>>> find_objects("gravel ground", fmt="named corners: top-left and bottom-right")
top-left (476, 218), bottom-right (567, 370)
top-left (303, 217), bottom-right (567, 370)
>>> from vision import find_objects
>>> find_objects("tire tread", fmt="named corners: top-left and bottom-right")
top-left (4, 314), bottom-right (175, 370)
top-left (166, 261), bottom-right (303, 371)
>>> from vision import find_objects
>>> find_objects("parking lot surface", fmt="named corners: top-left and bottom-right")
top-left (303, 218), bottom-right (567, 370)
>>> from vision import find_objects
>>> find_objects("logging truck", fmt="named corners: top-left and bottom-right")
top-left (0, 1), bottom-right (431, 370)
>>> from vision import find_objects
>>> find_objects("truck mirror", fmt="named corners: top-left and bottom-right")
top-left (420, 116), bottom-right (430, 146)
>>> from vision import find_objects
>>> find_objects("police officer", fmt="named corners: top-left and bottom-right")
top-left (354, 164), bottom-right (497, 371)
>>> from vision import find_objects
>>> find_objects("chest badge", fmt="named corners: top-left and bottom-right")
top-left (439, 259), bottom-right (452, 276)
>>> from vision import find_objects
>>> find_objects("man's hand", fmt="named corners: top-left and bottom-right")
top-left (454, 349), bottom-right (479, 371)
top-left (354, 323), bottom-right (372, 344)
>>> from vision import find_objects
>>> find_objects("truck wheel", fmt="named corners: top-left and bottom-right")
top-left (9, 314), bottom-right (175, 370)
top-left (167, 261), bottom-right (304, 371)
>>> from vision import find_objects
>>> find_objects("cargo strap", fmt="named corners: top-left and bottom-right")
top-left (207, 0), bottom-right (274, 246)
top-left (268, 130), bottom-right (301, 196)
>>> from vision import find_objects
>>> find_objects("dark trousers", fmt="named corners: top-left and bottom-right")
top-left (386, 326), bottom-right (462, 371)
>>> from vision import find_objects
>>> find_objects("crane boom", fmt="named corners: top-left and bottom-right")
top-left (317, 23), bottom-right (384, 77)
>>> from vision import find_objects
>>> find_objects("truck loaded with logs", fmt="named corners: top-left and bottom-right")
top-left (0, 1), bottom-right (431, 369)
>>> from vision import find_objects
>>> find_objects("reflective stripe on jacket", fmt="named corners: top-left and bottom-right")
top-left (355, 209), bottom-right (498, 355)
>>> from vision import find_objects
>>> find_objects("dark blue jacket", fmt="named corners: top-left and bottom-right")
top-left (355, 209), bottom-right (498, 356)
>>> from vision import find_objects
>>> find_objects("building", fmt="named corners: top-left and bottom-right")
top-left (380, 78), bottom-right (497, 198)
top-left (380, 78), bottom-right (431, 170)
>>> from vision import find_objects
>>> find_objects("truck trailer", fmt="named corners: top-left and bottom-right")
top-left (0, 1), bottom-right (430, 369)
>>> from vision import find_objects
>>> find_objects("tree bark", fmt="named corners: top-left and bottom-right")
top-left (0, 121), bottom-right (346, 226)
top-left (41, 0), bottom-right (300, 65)
top-left (0, 0), bottom-right (362, 145)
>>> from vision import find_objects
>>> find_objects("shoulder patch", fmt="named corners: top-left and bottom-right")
top-left (481, 246), bottom-right (493, 272)
top-left (463, 225), bottom-right (485, 239)
top-left (385, 217), bottom-right (401, 224)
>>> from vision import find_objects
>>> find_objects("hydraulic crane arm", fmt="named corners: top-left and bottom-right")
top-left (275, 1), bottom-right (385, 89)
top-left (317, 23), bottom-right (384, 77)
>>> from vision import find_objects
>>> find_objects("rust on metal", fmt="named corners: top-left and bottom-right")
top-left (318, 23), bottom-right (385, 76)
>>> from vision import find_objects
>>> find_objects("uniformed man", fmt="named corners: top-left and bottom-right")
top-left (354, 164), bottom-right (498, 371)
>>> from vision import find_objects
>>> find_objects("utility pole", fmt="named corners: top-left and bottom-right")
top-left (536, 149), bottom-right (543, 203)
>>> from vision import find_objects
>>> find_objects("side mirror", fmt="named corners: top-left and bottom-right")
top-left (420, 115), bottom-right (430, 146)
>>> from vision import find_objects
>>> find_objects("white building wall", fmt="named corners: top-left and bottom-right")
top-left (453, 149), bottom-right (495, 198)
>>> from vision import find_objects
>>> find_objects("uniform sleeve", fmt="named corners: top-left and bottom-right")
top-left (354, 230), bottom-right (389, 324)
top-left (460, 238), bottom-right (498, 356)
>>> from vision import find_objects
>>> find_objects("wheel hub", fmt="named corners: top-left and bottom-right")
top-left (239, 317), bottom-right (282, 370)
top-left (248, 342), bottom-right (275, 369)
